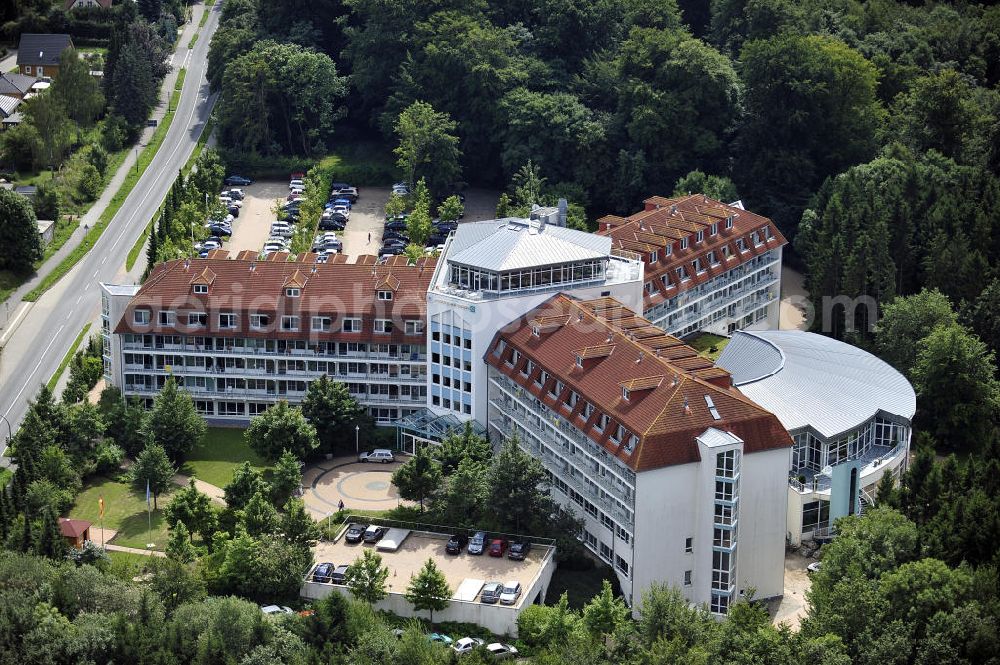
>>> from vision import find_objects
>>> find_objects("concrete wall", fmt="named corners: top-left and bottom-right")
top-left (300, 543), bottom-right (557, 637)
top-left (735, 445), bottom-right (790, 600)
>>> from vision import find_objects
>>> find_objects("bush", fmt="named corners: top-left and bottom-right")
top-left (93, 441), bottom-right (125, 475)
top-left (87, 143), bottom-right (109, 176)
top-left (77, 163), bottom-right (102, 200)
top-left (33, 182), bottom-right (61, 222)
top-left (101, 114), bottom-right (130, 152)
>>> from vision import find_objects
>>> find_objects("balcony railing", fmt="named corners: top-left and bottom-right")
top-left (120, 341), bottom-right (426, 362)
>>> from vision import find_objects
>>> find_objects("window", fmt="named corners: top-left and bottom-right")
top-left (650, 250), bottom-right (658, 263)
top-left (134, 310), bottom-right (150, 325)
top-left (193, 284), bottom-right (208, 294)
top-left (524, 360), bottom-right (535, 377)
top-left (596, 413), bottom-right (609, 432)
top-left (582, 402), bottom-right (594, 419)
top-left (312, 316), bottom-right (332, 332)
top-left (722, 245), bottom-right (731, 259)
top-left (281, 316), bottom-right (299, 331)
top-left (250, 314), bottom-right (270, 329)
top-left (342, 318), bottom-right (361, 332)
top-left (374, 319), bottom-right (393, 333)
top-left (693, 258), bottom-right (703, 274)
top-left (615, 555), bottom-right (630, 576)
top-left (684, 570), bottom-right (692, 586)
top-left (187, 313), bottom-right (206, 327)
top-left (676, 266), bottom-right (689, 282)
top-left (751, 231), bottom-right (761, 246)
top-left (575, 354), bottom-right (583, 368)
top-left (404, 320), bottom-right (424, 335)
top-left (736, 238), bottom-right (747, 253)
top-left (621, 386), bottom-right (630, 400)
top-left (537, 370), bottom-right (549, 387)
top-left (685, 537), bottom-right (693, 553)
top-left (377, 290), bottom-right (393, 301)
top-left (696, 230), bottom-right (704, 243)
top-left (158, 311), bottom-right (175, 325)
top-left (665, 243), bottom-right (673, 256)
top-left (613, 424), bottom-right (625, 443)
top-left (763, 224), bottom-right (774, 240)
top-left (710, 222), bottom-right (718, 236)
top-left (219, 313), bottom-right (236, 329)
top-left (680, 236), bottom-right (689, 250)
top-left (716, 450), bottom-right (739, 478)
top-left (286, 288), bottom-right (300, 298)
top-left (725, 215), bottom-right (734, 229)
top-left (802, 500), bottom-right (830, 533)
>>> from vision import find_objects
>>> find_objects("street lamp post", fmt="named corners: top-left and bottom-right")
top-left (355, 425), bottom-right (360, 453)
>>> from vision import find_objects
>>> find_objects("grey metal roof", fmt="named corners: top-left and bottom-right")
top-left (0, 95), bottom-right (20, 118)
top-left (17, 34), bottom-right (73, 67)
top-left (716, 330), bottom-right (916, 440)
top-left (447, 219), bottom-right (611, 272)
top-left (0, 73), bottom-right (35, 96)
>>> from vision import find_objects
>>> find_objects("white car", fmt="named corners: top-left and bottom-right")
top-left (499, 581), bottom-right (521, 605)
top-left (485, 643), bottom-right (519, 660)
top-left (358, 449), bottom-right (394, 463)
top-left (260, 605), bottom-right (293, 615)
top-left (200, 239), bottom-right (221, 252)
top-left (262, 243), bottom-right (286, 254)
top-left (289, 179), bottom-right (305, 189)
top-left (807, 561), bottom-right (822, 574)
top-left (331, 204), bottom-right (351, 217)
top-left (271, 222), bottom-right (293, 238)
top-left (452, 637), bottom-right (484, 655)
top-left (220, 195), bottom-right (242, 208)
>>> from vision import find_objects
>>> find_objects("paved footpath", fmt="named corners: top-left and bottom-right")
top-left (172, 473), bottom-right (227, 505)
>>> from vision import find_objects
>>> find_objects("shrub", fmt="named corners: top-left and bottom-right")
top-left (87, 143), bottom-right (109, 176)
top-left (101, 114), bottom-right (130, 152)
top-left (93, 441), bottom-right (125, 475)
top-left (77, 163), bottom-right (102, 200)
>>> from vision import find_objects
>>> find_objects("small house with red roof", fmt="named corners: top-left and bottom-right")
top-left (58, 518), bottom-right (91, 549)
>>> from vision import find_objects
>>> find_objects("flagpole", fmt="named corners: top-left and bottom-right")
top-left (99, 496), bottom-right (104, 548)
top-left (146, 480), bottom-right (152, 548)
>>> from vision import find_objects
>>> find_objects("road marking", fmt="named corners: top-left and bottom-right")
top-left (3, 323), bottom-right (65, 420)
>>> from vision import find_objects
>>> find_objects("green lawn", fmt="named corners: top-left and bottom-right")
top-left (685, 332), bottom-right (731, 360)
top-left (107, 550), bottom-right (155, 581)
top-left (180, 427), bottom-right (270, 489)
top-left (69, 475), bottom-right (177, 551)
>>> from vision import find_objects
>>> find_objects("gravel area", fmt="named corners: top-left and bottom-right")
top-left (341, 187), bottom-right (388, 258)
top-left (770, 550), bottom-right (814, 630)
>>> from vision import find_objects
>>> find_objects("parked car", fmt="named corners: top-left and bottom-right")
top-left (290, 171), bottom-right (306, 180)
top-left (205, 224), bottom-right (231, 238)
top-left (426, 234), bottom-right (447, 246)
top-left (261, 605), bottom-right (294, 615)
top-left (332, 197), bottom-right (352, 209)
top-left (271, 222), bottom-right (293, 238)
top-left (383, 230), bottom-right (409, 242)
top-left (382, 239), bottom-right (407, 251)
top-left (378, 246), bottom-right (403, 257)
top-left (224, 188), bottom-right (245, 200)
top-left (508, 540), bottom-right (531, 561)
top-left (488, 539), bottom-right (506, 557)
top-left (452, 637), bottom-right (484, 655)
top-left (345, 523), bottom-right (368, 543)
top-left (200, 239), bottom-right (221, 252)
top-left (362, 525), bottom-right (387, 543)
top-left (219, 195), bottom-right (242, 208)
top-left (319, 219), bottom-right (345, 232)
top-left (499, 581), bottom-right (521, 605)
top-left (428, 633), bottom-right (453, 646)
top-left (227, 204), bottom-right (240, 218)
top-left (312, 562), bottom-right (334, 583)
top-left (315, 253), bottom-right (329, 264)
top-left (480, 581), bottom-right (503, 604)
top-left (334, 186), bottom-right (359, 202)
top-left (385, 219), bottom-right (408, 231)
top-left (330, 564), bottom-right (349, 583)
top-left (485, 643), bottom-right (519, 660)
top-left (358, 449), bottom-right (394, 463)
top-left (446, 534), bottom-right (468, 554)
top-left (468, 531), bottom-right (488, 555)
top-left (807, 561), bottom-right (822, 574)
top-left (262, 243), bottom-right (286, 255)
top-left (224, 175), bottom-right (253, 186)
top-left (289, 179), bottom-right (305, 190)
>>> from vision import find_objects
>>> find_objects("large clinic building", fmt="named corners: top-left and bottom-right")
top-left (100, 194), bottom-right (911, 615)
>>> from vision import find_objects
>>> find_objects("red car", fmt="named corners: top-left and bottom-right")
top-left (488, 539), bottom-right (507, 557)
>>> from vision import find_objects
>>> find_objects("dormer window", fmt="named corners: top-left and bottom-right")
top-left (751, 231), bottom-right (761, 246)
top-left (693, 258), bottom-right (703, 274)
top-left (696, 230), bottom-right (704, 243)
top-left (193, 284), bottom-right (208, 294)
top-left (134, 310), bottom-right (150, 325)
top-left (575, 354), bottom-right (583, 368)
top-left (159, 311), bottom-right (175, 325)
top-left (613, 424), bottom-right (626, 443)
top-left (625, 434), bottom-right (638, 453)
top-left (596, 413), bottom-right (609, 432)
top-left (286, 288), bottom-right (300, 298)
top-left (726, 216), bottom-right (734, 229)
top-left (583, 402), bottom-right (595, 419)
top-left (650, 250), bottom-right (658, 263)
top-left (532, 325), bottom-right (540, 337)
top-left (665, 244), bottom-right (672, 256)
top-left (763, 224), bottom-right (774, 240)
top-left (737, 238), bottom-right (747, 253)
top-left (377, 290), bottom-right (393, 301)
top-left (622, 386), bottom-right (630, 400)
top-left (708, 250), bottom-right (718, 266)
top-left (187, 313), bottom-right (206, 328)
top-left (676, 266), bottom-right (689, 282)
top-left (710, 223), bottom-right (718, 236)
top-left (681, 237), bottom-right (689, 250)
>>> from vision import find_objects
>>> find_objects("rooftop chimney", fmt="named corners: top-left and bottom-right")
top-left (557, 198), bottom-right (568, 227)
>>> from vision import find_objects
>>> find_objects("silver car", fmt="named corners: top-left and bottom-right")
top-left (499, 581), bottom-right (521, 605)
top-left (358, 449), bottom-right (394, 463)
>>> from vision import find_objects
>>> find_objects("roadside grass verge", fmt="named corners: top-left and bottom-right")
top-left (25, 89), bottom-right (184, 301)
top-left (125, 117), bottom-right (214, 272)
top-left (47, 322), bottom-right (91, 390)
top-left (199, 8), bottom-right (211, 27)
top-left (175, 68), bottom-right (186, 91)
top-left (180, 427), bottom-right (270, 489)
top-left (70, 475), bottom-right (178, 551)
top-left (188, 33), bottom-right (198, 49)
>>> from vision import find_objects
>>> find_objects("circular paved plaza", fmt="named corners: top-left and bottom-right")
top-left (302, 456), bottom-right (408, 518)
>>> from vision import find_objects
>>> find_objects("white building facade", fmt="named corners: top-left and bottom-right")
top-left (484, 295), bottom-right (792, 613)
top-left (717, 330), bottom-right (916, 545)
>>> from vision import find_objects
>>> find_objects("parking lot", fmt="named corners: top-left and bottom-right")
top-left (225, 181), bottom-right (288, 253)
top-left (310, 529), bottom-right (552, 609)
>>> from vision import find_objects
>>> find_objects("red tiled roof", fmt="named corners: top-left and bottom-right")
top-left (485, 294), bottom-right (792, 472)
top-left (58, 518), bottom-right (90, 538)
top-left (595, 194), bottom-right (787, 308)
top-left (115, 256), bottom-right (436, 343)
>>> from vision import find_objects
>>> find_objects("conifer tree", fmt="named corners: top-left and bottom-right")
top-left (37, 507), bottom-right (65, 559)
top-left (20, 510), bottom-right (32, 552)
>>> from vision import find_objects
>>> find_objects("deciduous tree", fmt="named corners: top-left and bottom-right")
top-left (344, 547), bottom-right (390, 604)
top-left (224, 462), bottom-right (269, 512)
top-left (245, 400), bottom-right (318, 462)
top-left (131, 443), bottom-right (175, 510)
top-left (404, 558), bottom-right (451, 624)
top-left (147, 377), bottom-right (206, 463)
top-left (393, 101), bottom-right (461, 196)
top-left (0, 188), bottom-right (44, 273)
top-left (391, 445), bottom-right (442, 511)
top-left (301, 376), bottom-right (365, 454)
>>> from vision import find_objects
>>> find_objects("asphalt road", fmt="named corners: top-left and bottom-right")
top-left (0, 5), bottom-right (220, 456)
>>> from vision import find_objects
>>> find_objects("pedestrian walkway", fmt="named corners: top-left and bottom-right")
top-left (0, 49), bottom-right (17, 73)
top-left (171, 472), bottom-right (227, 505)
top-left (302, 456), bottom-right (411, 519)
top-left (106, 543), bottom-right (167, 558)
